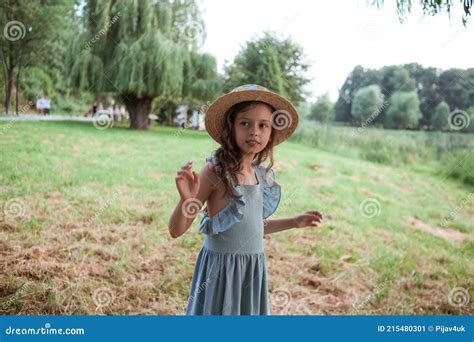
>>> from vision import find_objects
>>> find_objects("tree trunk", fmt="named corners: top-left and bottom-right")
top-left (121, 93), bottom-right (153, 130)
top-left (4, 69), bottom-right (14, 115)
top-left (16, 63), bottom-right (21, 116)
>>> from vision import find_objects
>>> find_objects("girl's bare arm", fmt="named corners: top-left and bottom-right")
top-left (263, 217), bottom-right (297, 234)
top-left (168, 161), bottom-right (218, 238)
top-left (264, 211), bottom-right (323, 234)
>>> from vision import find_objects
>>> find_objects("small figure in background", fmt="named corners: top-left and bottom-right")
top-left (36, 96), bottom-right (44, 115)
top-left (43, 97), bottom-right (51, 115)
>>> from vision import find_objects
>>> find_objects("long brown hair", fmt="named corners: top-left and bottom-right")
top-left (210, 101), bottom-right (276, 201)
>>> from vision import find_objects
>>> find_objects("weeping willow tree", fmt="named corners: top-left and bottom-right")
top-left (66, 0), bottom-right (220, 129)
top-left (371, 0), bottom-right (472, 24)
top-left (182, 50), bottom-right (221, 108)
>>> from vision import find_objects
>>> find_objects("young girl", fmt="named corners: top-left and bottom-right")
top-left (168, 84), bottom-right (323, 315)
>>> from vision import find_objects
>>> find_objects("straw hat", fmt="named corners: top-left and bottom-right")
top-left (204, 84), bottom-right (299, 146)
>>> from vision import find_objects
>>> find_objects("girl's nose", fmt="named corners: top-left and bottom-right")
top-left (249, 125), bottom-right (259, 135)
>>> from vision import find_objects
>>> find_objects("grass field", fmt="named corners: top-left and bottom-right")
top-left (0, 121), bottom-right (472, 315)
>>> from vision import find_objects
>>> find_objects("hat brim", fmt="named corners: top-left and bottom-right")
top-left (205, 89), bottom-right (299, 146)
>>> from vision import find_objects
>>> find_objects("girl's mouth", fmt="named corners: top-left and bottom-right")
top-left (246, 140), bottom-right (259, 147)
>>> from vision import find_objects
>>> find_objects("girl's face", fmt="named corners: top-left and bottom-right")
top-left (233, 103), bottom-right (273, 155)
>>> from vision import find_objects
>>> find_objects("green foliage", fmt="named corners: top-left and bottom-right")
top-left (0, 0), bottom-right (74, 112)
top-left (19, 67), bottom-right (54, 101)
top-left (439, 151), bottom-right (474, 186)
top-left (466, 107), bottom-right (474, 133)
top-left (385, 66), bottom-right (416, 92)
top-left (334, 64), bottom-right (474, 130)
top-left (431, 101), bottom-right (450, 130)
top-left (54, 96), bottom-right (90, 115)
top-left (403, 63), bottom-right (439, 126)
top-left (334, 65), bottom-right (383, 122)
top-left (183, 51), bottom-right (221, 105)
top-left (255, 45), bottom-right (285, 95)
top-left (351, 85), bottom-right (385, 124)
top-left (310, 94), bottom-right (334, 123)
top-left (384, 91), bottom-right (422, 129)
top-left (439, 68), bottom-right (474, 113)
top-left (223, 32), bottom-right (310, 106)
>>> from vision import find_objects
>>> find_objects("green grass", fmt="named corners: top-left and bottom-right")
top-left (293, 120), bottom-right (474, 185)
top-left (0, 121), bottom-right (472, 315)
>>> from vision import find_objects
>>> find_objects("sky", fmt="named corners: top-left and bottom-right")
top-left (200, 0), bottom-right (473, 102)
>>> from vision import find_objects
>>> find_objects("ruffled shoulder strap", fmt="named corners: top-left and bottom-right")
top-left (254, 164), bottom-right (281, 219)
top-left (198, 156), bottom-right (245, 235)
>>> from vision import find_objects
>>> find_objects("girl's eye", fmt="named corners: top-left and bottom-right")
top-left (240, 122), bottom-right (269, 128)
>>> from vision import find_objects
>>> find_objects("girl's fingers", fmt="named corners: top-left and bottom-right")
top-left (180, 171), bottom-right (193, 181)
top-left (192, 171), bottom-right (200, 184)
top-left (303, 213), bottom-right (321, 221)
top-left (177, 161), bottom-right (193, 177)
top-left (181, 165), bottom-right (192, 172)
top-left (307, 211), bottom-right (323, 219)
top-left (177, 170), bottom-right (193, 181)
top-left (180, 161), bottom-right (193, 170)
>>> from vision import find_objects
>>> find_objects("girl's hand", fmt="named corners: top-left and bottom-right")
top-left (175, 161), bottom-right (200, 201)
top-left (293, 210), bottom-right (323, 229)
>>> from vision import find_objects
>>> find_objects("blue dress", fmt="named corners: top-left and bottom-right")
top-left (185, 156), bottom-right (281, 315)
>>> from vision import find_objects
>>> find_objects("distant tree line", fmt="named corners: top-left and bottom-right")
top-left (329, 64), bottom-right (474, 132)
